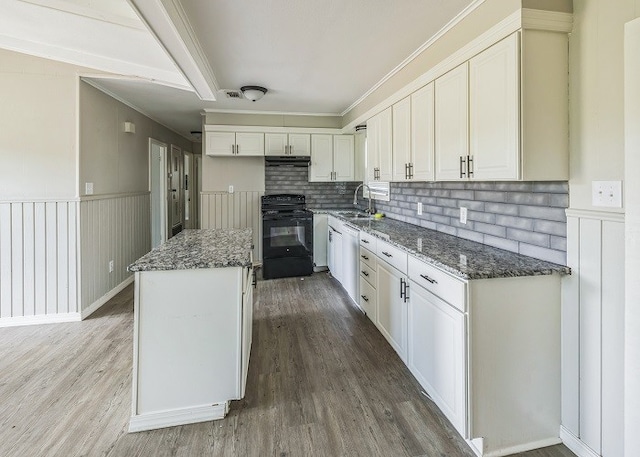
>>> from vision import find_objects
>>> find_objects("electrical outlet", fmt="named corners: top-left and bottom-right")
top-left (228, 185), bottom-right (234, 194)
top-left (417, 202), bottom-right (423, 215)
top-left (108, 260), bottom-right (114, 273)
top-left (460, 207), bottom-right (468, 224)
top-left (85, 182), bottom-right (94, 195)
top-left (417, 238), bottom-right (423, 252)
top-left (592, 181), bottom-right (622, 208)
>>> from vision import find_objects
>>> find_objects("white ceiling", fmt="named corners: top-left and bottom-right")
top-left (2, 0), bottom-right (479, 139)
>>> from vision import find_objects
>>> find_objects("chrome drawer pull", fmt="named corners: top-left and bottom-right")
top-left (420, 274), bottom-right (437, 284)
top-left (361, 295), bottom-right (369, 302)
top-left (362, 239), bottom-right (369, 244)
top-left (361, 255), bottom-right (369, 260)
top-left (382, 251), bottom-right (392, 258)
top-left (361, 271), bottom-right (369, 277)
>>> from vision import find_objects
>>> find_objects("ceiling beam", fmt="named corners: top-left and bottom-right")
top-left (128, 0), bottom-right (219, 101)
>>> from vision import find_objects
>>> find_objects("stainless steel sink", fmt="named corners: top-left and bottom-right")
top-left (336, 211), bottom-right (371, 219)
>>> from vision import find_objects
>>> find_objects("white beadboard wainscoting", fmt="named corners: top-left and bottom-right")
top-left (200, 191), bottom-right (262, 262)
top-left (79, 193), bottom-right (150, 318)
top-left (0, 200), bottom-right (79, 326)
top-left (561, 209), bottom-right (625, 457)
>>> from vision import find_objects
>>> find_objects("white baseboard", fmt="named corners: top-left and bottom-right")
top-left (468, 436), bottom-right (562, 457)
top-left (81, 276), bottom-right (134, 319)
top-left (0, 312), bottom-right (81, 328)
top-left (128, 402), bottom-right (229, 433)
top-left (560, 426), bottom-right (600, 457)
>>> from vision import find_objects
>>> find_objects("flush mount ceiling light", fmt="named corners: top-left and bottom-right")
top-left (240, 85), bottom-right (267, 102)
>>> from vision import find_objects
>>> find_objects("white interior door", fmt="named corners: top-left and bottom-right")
top-left (169, 145), bottom-right (183, 236)
top-left (149, 138), bottom-right (167, 249)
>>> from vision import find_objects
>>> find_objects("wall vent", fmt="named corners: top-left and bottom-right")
top-left (220, 89), bottom-right (243, 99)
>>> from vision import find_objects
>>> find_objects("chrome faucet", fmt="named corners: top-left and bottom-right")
top-left (353, 183), bottom-right (375, 214)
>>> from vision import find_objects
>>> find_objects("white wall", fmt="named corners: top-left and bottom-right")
top-left (624, 16), bottom-right (640, 457)
top-left (78, 81), bottom-right (194, 314)
top-left (0, 48), bottom-right (78, 200)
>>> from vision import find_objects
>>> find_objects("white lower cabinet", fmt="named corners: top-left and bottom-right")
top-left (376, 259), bottom-right (408, 363)
top-left (408, 279), bottom-right (466, 435)
top-left (342, 224), bottom-right (360, 306)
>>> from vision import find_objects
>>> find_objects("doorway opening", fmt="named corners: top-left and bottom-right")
top-left (149, 139), bottom-right (168, 249)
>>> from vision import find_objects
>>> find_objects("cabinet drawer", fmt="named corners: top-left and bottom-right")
top-left (360, 262), bottom-right (376, 287)
top-left (359, 247), bottom-right (376, 269)
top-left (408, 255), bottom-right (466, 312)
top-left (376, 240), bottom-right (408, 274)
top-left (360, 232), bottom-right (377, 251)
top-left (359, 276), bottom-right (376, 321)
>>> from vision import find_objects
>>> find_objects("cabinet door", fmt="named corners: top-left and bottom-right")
top-left (376, 260), bottom-right (408, 362)
top-left (309, 134), bottom-right (334, 182)
top-left (435, 63), bottom-right (469, 181)
top-left (241, 267), bottom-right (253, 397)
top-left (408, 281), bottom-right (466, 435)
top-left (342, 227), bottom-right (360, 305)
top-left (205, 131), bottom-right (235, 156)
top-left (236, 132), bottom-right (264, 156)
top-left (377, 107), bottom-right (393, 181)
top-left (333, 135), bottom-right (355, 181)
top-left (411, 82), bottom-right (435, 181)
top-left (366, 115), bottom-right (379, 183)
top-left (354, 131), bottom-right (366, 182)
top-left (264, 133), bottom-right (287, 156)
top-left (392, 97), bottom-right (412, 182)
top-left (288, 134), bottom-right (311, 156)
top-left (470, 33), bottom-right (519, 180)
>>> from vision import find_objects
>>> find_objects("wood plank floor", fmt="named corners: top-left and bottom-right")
top-left (0, 273), bottom-right (577, 457)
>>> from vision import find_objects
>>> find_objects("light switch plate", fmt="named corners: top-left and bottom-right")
top-left (460, 207), bottom-right (468, 224)
top-left (592, 181), bottom-right (623, 207)
top-left (85, 182), bottom-right (94, 195)
top-left (228, 185), bottom-right (234, 194)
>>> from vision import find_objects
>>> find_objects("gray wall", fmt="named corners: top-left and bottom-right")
top-left (265, 166), bottom-right (360, 209)
top-left (364, 181), bottom-right (568, 265)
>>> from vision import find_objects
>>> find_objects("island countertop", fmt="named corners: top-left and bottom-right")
top-left (313, 209), bottom-right (570, 280)
top-left (128, 228), bottom-right (253, 272)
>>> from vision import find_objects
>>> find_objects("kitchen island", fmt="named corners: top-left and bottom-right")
top-left (127, 229), bottom-right (253, 432)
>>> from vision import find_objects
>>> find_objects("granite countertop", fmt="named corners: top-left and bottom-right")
top-left (317, 210), bottom-right (570, 280)
top-left (128, 228), bottom-right (253, 272)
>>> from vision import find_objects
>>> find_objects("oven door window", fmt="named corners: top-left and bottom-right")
top-left (270, 226), bottom-right (306, 248)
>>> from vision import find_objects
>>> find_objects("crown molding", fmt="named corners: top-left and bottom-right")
top-left (128, 0), bottom-right (219, 101)
top-left (340, 0), bottom-right (487, 117)
top-left (20, 0), bottom-right (145, 30)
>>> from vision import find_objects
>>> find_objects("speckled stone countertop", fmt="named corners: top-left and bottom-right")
top-left (128, 229), bottom-right (253, 272)
top-left (314, 210), bottom-right (570, 280)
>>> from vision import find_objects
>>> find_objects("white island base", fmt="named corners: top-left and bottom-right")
top-left (129, 266), bottom-right (253, 432)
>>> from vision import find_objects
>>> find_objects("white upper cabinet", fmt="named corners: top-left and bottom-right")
top-left (333, 135), bottom-right (355, 181)
top-left (469, 33), bottom-right (519, 180)
top-left (435, 62), bottom-right (469, 181)
top-left (391, 97), bottom-right (412, 182)
top-left (309, 134), bottom-right (354, 182)
top-left (367, 107), bottom-right (393, 182)
top-left (411, 82), bottom-right (435, 181)
top-left (265, 133), bottom-right (311, 156)
top-left (206, 131), bottom-right (264, 156)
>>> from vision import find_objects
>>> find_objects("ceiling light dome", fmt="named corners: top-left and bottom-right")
top-left (240, 85), bottom-right (267, 102)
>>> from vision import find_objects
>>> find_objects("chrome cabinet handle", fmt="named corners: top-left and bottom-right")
top-left (361, 295), bottom-right (369, 302)
top-left (290, 145), bottom-right (294, 154)
top-left (382, 251), bottom-right (392, 258)
top-left (467, 155), bottom-right (474, 177)
top-left (361, 254), bottom-right (369, 260)
top-left (362, 239), bottom-right (369, 244)
top-left (361, 270), bottom-right (369, 277)
top-left (236, 144), bottom-right (240, 154)
top-left (460, 156), bottom-right (466, 178)
top-left (420, 274), bottom-right (437, 284)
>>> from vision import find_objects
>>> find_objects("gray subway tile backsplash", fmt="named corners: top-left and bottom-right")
top-left (266, 166), bottom-right (568, 265)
